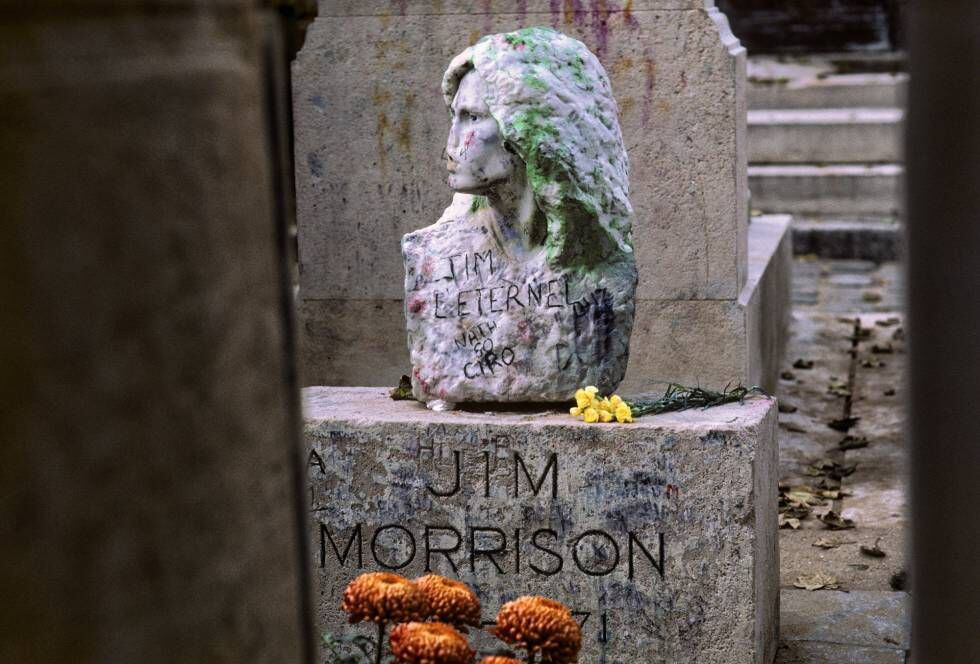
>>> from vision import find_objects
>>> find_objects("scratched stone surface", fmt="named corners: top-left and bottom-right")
top-left (304, 387), bottom-right (779, 664)
top-left (294, 1), bottom-right (751, 391)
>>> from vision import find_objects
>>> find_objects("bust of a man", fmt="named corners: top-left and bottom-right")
top-left (403, 27), bottom-right (637, 405)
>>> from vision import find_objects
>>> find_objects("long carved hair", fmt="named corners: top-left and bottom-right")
top-left (442, 27), bottom-right (634, 271)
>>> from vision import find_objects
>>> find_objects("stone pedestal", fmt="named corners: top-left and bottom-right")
top-left (304, 387), bottom-right (779, 664)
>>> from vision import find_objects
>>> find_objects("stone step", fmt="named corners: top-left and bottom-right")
top-left (747, 53), bottom-right (907, 110)
top-left (786, 217), bottom-right (903, 261)
top-left (749, 73), bottom-right (908, 110)
top-left (749, 164), bottom-right (902, 217)
top-left (748, 108), bottom-right (904, 164)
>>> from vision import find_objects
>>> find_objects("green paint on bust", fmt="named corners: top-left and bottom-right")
top-left (469, 195), bottom-right (490, 212)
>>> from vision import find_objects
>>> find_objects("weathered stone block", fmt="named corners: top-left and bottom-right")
top-left (304, 387), bottom-right (779, 664)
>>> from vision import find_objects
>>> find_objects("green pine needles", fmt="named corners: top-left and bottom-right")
top-left (628, 383), bottom-right (767, 418)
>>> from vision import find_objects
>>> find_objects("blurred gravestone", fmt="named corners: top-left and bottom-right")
top-left (1, 3), bottom-right (311, 662)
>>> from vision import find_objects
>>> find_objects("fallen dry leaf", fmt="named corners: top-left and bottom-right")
top-left (793, 358), bottom-right (815, 370)
top-left (813, 537), bottom-right (856, 550)
top-left (862, 291), bottom-right (882, 303)
top-left (785, 489), bottom-right (825, 507)
top-left (807, 459), bottom-right (857, 480)
top-left (872, 343), bottom-right (894, 354)
top-left (850, 327), bottom-right (874, 341)
top-left (827, 378), bottom-right (851, 397)
top-left (779, 515), bottom-right (801, 530)
top-left (838, 435), bottom-right (870, 451)
top-left (828, 416), bottom-right (860, 432)
top-left (860, 538), bottom-right (887, 558)
top-left (861, 357), bottom-right (885, 368)
top-left (778, 402), bottom-right (798, 413)
top-left (781, 422), bottom-right (807, 433)
top-left (794, 573), bottom-right (840, 591)
top-left (820, 510), bottom-right (856, 530)
top-left (875, 317), bottom-right (901, 327)
top-left (780, 370), bottom-right (796, 381)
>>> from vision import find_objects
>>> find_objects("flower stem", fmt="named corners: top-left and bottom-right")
top-left (375, 621), bottom-right (386, 664)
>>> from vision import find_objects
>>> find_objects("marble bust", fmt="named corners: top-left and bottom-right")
top-left (403, 27), bottom-right (638, 405)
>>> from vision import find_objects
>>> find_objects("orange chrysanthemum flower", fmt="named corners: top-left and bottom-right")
top-left (479, 657), bottom-right (522, 664)
top-left (415, 574), bottom-right (482, 627)
top-left (341, 572), bottom-right (427, 625)
top-left (389, 621), bottom-right (475, 664)
top-left (493, 596), bottom-right (582, 663)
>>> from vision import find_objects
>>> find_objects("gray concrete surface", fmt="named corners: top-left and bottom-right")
top-left (774, 257), bottom-right (909, 663)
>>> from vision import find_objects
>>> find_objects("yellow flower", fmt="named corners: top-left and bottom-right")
top-left (598, 410), bottom-right (613, 423)
top-left (609, 395), bottom-right (623, 407)
top-left (584, 385), bottom-right (599, 395)
top-left (569, 406), bottom-right (581, 417)
top-left (597, 398), bottom-right (613, 413)
top-left (583, 407), bottom-right (599, 423)
top-left (615, 403), bottom-right (633, 423)
top-left (574, 389), bottom-right (591, 409)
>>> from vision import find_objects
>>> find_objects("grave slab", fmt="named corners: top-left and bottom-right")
top-left (304, 386), bottom-right (779, 664)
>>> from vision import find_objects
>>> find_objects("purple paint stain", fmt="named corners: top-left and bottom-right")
top-left (641, 47), bottom-right (656, 126)
top-left (590, 0), bottom-right (611, 58)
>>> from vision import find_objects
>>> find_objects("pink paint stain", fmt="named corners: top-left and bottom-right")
top-left (549, 0), bottom-right (562, 27)
top-left (463, 130), bottom-right (476, 149)
top-left (408, 296), bottom-right (426, 314)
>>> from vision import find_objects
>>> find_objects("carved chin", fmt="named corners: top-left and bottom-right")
top-left (448, 174), bottom-right (494, 195)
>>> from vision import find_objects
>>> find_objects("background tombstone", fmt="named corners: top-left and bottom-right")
top-left (293, 0), bottom-right (790, 393)
top-left (1, 2), bottom-right (312, 661)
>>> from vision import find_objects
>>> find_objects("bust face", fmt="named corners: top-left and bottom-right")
top-left (446, 70), bottom-right (519, 194)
